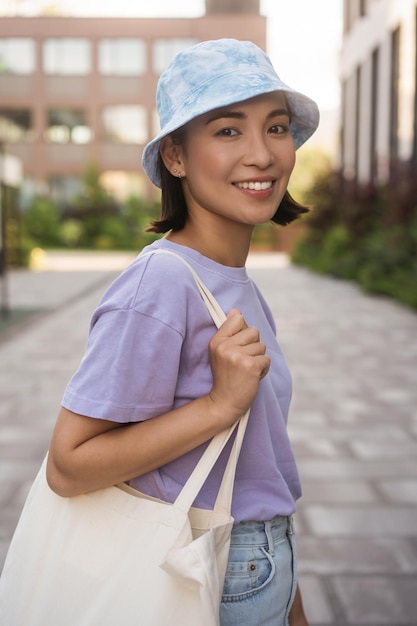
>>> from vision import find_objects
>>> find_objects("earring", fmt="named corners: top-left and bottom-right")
top-left (173, 169), bottom-right (182, 179)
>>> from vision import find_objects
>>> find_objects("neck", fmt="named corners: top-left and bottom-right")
top-left (166, 218), bottom-right (253, 268)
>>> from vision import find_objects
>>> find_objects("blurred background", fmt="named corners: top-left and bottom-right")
top-left (0, 0), bottom-right (415, 310)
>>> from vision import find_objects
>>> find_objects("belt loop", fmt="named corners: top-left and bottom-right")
top-left (264, 520), bottom-right (275, 556)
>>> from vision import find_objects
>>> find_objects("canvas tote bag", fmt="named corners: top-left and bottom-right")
top-left (0, 249), bottom-right (250, 626)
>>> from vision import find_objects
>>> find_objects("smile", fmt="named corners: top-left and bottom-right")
top-left (234, 181), bottom-right (273, 191)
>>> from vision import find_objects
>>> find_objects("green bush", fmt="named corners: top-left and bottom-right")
top-left (357, 218), bottom-right (417, 307)
top-left (24, 196), bottom-right (61, 247)
top-left (4, 162), bottom-right (163, 266)
top-left (292, 164), bottom-right (417, 310)
top-left (5, 216), bottom-right (34, 267)
top-left (58, 219), bottom-right (84, 247)
top-left (19, 165), bottom-right (161, 253)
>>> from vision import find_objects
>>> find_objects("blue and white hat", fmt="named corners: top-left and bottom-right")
top-left (142, 38), bottom-right (320, 188)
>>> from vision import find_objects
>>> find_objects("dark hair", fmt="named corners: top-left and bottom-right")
top-left (146, 125), bottom-right (310, 233)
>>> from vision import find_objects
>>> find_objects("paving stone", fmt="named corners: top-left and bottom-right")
top-left (377, 479), bottom-right (417, 505)
top-left (296, 458), bottom-right (416, 480)
top-left (297, 536), bottom-right (417, 574)
top-left (349, 440), bottom-right (417, 460)
top-left (297, 574), bottom-right (335, 623)
top-left (289, 424), bottom-right (409, 443)
top-left (288, 410), bottom-right (328, 426)
top-left (299, 480), bottom-right (378, 504)
top-left (298, 438), bottom-right (344, 456)
top-left (303, 505), bottom-right (417, 537)
top-left (331, 575), bottom-right (417, 624)
top-left (0, 460), bottom-right (42, 490)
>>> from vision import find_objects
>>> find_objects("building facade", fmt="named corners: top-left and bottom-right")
top-left (0, 8), bottom-right (265, 204)
top-left (340, 0), bottom-right (417, 184)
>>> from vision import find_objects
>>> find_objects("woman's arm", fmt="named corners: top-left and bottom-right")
top-left (47, 395), bottom-right (226, 497)
top-left (289, 585), bottom-right (309, 626)
top-left (47, 309), bottom-right (270, 496)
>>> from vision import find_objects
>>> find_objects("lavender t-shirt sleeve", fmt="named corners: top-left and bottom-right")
top-left (62, 308), bottom-right (184, 422)
top-left (61, 252), bottom-right (207, 423)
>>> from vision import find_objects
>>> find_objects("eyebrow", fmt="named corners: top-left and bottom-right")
top-left (205, 107), bottom-right (291, 125)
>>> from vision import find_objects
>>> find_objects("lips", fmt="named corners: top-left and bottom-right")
top-left (234, 180), bottom-right (273, 191)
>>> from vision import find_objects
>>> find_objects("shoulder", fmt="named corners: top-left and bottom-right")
top-left (93, 246), bottom-right (206, 335)
top-left (132, 248), bottom-right (202, 308)
top-left (102, 247), bottom-right (198, 303)
top-left (138, 248), bottom-right (199, 285)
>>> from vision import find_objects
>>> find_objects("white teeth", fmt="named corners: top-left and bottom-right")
top-left (236, 181), bottom-right (272, 190)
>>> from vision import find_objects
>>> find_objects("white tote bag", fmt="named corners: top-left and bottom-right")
top-left (0, 250), bottom-right (249, 626)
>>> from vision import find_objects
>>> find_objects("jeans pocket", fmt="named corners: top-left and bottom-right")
top-left (221, 545), bottom-right (275, 601)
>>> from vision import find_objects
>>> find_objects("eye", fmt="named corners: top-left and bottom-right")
top-left (269, 123), bottom-right (289, 135)
top-left (216, 127), bottom-right (239, 137)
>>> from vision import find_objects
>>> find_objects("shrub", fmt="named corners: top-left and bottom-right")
top-left (292, 164), bottom-right (417, 310)
top-left (58, 219), bottom-right (84, 247)
top-left (24, 196), bottom-right (61, 247)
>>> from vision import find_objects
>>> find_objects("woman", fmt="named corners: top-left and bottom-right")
top-left (46, 39), bottom-right (319, 625)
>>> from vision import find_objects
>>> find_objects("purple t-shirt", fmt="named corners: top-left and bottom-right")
top-left (62, 239), bottom-right (302, 522)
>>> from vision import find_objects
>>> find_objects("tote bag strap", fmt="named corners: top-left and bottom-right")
top-left (176, 411), bottom-right (248, 514)
top-left (149, 249), bottom-right (250, 513)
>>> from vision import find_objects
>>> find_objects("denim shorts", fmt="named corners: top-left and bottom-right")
top-left (219, 515), bottom-right (297, 626)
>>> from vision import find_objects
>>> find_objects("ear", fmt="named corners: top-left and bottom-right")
top-left (160, 135), bottom-right (184, 177)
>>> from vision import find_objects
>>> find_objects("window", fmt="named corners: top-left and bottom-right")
top-left (389, 26), bottom-right (400, 164)
top-left (102, 106), bottom-right (147, 144)
top-left (152, 38), bottom-right (198, 74)
top-left (354, 65), bottom-right (361, 181)
top-left (98, 39), bottom-right (146, 76)
top-left (43, 39), bottom-right (91, 75)
top-left (49, 175), bottom-right (83, 205)
top-left (0, 108), bottom-right (33, 142)
top-left (412, 7), bottom-right (417, 164)
top-left (46, 109), bottom-right (91, 144)
top-left (0, 38), bottom-right (35, 74)
top-left (370, 47), bottom-right (379, 181)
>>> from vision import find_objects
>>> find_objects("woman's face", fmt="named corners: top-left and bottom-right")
top-left (175, 91), bottom-right (296, 230)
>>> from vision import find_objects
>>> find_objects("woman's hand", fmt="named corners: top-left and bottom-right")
top-left (208, 308), bottom-right (270, 427)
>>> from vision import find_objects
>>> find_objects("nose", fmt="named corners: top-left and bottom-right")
top-left (243, 132), bottom-right (274, 170)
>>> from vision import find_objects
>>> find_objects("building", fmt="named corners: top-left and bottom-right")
top-left (340, 0), bottom-right (417, 184)
top-left (0, 2), bottom-right (265, 205)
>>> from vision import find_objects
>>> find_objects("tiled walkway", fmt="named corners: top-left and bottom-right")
top-left (1, 251), bottom-right (416, 625)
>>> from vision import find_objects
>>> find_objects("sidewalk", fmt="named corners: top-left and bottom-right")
top-left (1, 251), bottom-right (417, 625)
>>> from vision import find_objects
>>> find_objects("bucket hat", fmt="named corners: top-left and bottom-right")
top-left (142, 38), bottom-right (320, 188)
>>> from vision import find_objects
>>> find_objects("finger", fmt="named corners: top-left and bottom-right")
top-left (225, 309), bottom-right (248, 332)
top-left (226, 308), bottom-right (242, 320)
top-left (259, 359), bottom-right (271, 379)
top-left (230, 326), bottom-right (262, 347)
top-left (241, 340), bottom-right (267, 357)
top-left (237, 353), bottom-right (271, 380)
top-left (215, 310), bottom-right (247, 340)
top-left (255, 355), bottom-right (271, 379)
